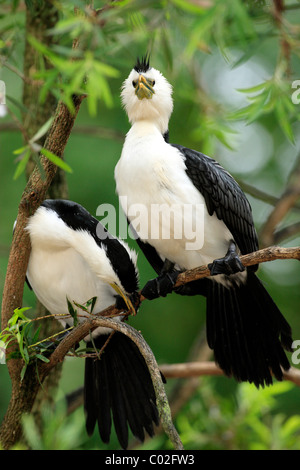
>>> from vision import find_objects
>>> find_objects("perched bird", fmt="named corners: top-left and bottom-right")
top-left (26, 198), bottom-right (159, 449)
top-left (115, 56), bottom-right (293, 388)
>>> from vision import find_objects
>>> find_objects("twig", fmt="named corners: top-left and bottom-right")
top-left (274, 222), bottom-right (300, 244)
top-left (260, 156), bottom-right (300, 247)
top-left (237, 179), bottom-right (300, 211)
top-left (57, 246), bottom-right (299, 322)
top-left (159, 361), bottom-right (300, 387)
top-left (174, 245), bottom-right (300, 287)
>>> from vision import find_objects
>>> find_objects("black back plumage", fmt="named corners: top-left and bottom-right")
top-left (42, 199), bottom-right (138, 294)
top-left (172, 145), bottom-right (259, 262)
top-left (84, 332), bottom-right (159, 449)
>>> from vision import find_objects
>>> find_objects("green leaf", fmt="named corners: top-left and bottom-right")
top-left (36, 354), bottom-right (50, 363)
top-left (275, 100), bottom-right (295, 143)
top-left (85, 296), bottom-right (98, 313)
top-left (170, 0), bottom-right (206, 14)
top-left (13, 145), bottom-right (28, 155)
top-left (236, 82), bottom-right (269, 95)
top-left (8, 307), bottom-right (31, 326)
top-left (29, 117), bottom-right (53, 144)
top-left (20, 364), bottom-right (28, 381)
top-left (13, 148), bottom-right (31, 180)
top-left (93, 60), bottom-right (119, 79)
top-left (67, 297), bottom-right (78, 327)
top-left (40, 148), bottom-right (73, 173)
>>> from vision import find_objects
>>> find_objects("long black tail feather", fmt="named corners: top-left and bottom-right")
top-left (84, 332), bottom-right (159, 449)
top-left (206, 271), bottom-right (293, 388)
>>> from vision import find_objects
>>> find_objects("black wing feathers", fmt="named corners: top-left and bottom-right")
top-left (172, 145), bottom-right (259, 259)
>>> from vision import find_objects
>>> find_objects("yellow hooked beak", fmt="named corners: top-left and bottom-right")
top-left (110, 283), bottom-right (136, 316)
top-left (135, 74), bottom-right (155, 100)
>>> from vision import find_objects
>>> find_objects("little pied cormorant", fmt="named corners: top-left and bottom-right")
top-left (115, 56), bottom-right (293, 388)
top-left (25, 198), bottom-right (159, 449)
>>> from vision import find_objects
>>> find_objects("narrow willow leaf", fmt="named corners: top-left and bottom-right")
top-left (36, 354), bottom-right (50, 363)
top-left (236, 82), bottom-right (269, 94)
top-left (13, 146), bottom-right (28, 155)
top-left (86, 296), bottom-right (97, 313)
top-left (20, 364), bottom-right (27, 381)
top-left (40, 148), bottom-right (73, 173)
top-left (67, 297), bottom-right (78, 326)
top-left (30, 117), bottom-right (53, 144)
top-left (93, 61), bottom-right (120, 78)
top-left (13, 148), bottom-right (31, 180)
top-left (275, 100), bottom-right (295, 143)
top-left (9, 307), bottom-right (31, 325)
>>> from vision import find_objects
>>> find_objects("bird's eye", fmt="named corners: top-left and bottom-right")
top-left (132, 80), bottom-right (137, 88)
top-left (152, 80), bottom-right (155, 86)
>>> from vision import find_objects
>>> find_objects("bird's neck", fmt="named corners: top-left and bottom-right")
top-left (129, 120), bottom-right (167, 139)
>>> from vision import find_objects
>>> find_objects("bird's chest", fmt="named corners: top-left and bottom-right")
top-left (117, 153), bottom-right (172, 205)
top-left (115, 138), bottom-right (190, 209)
top-left (115, 137), bottom-right (234, 269)
top-left (27, 246), bottom-right (115, 317)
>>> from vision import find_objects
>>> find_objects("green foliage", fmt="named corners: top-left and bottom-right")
top-left (0, 307), bottom-right (52, 379)
top-left (22, 398), bottom-right (86, 450)
top-left (171, 379), bottom-right (300, 450)
top-left (0, 297), bottom-right (99, 380)
top-left (12, 117), bottom-right (73, 179)
top-left (230, 64), bottom-right (300, 143)
top-left (22, 377), bottom-right (300, 451)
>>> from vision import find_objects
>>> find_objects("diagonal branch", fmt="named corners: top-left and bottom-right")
top-left (63, 245), bottom-right (299, 322)
top-left (260, 155), bottom-right (300, 247)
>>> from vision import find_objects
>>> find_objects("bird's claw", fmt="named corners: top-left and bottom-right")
top-left (141, 271), bottom-right (179, 300)
top-left (208, 251), bottom-right (245, 276)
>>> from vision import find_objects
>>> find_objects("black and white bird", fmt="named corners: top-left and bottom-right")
top-left (115, 56), bottom-right (293, 388)
top-left (25, 198), bottom-right (159, 449)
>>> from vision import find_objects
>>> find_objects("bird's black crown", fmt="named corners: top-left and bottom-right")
top-left (134, 54), bottom-right (150, 73)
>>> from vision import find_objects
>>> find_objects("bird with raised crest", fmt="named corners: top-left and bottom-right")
top-left (115, 55), bottom-right (293, 388)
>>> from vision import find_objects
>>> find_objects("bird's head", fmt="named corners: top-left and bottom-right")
top-left (121, 55), bottom-right (173, 134)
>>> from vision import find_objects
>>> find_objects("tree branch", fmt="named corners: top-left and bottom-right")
top-left (78, 245), bottom-right (300, 321)
top-left (174, 245), bottom-right (300, 288)
top-left (260, 155), bottom-right (300, 247)
top-left (158, 361), bottom-right (300, 387)
top-left (274, 222), bottom-right (300, 244)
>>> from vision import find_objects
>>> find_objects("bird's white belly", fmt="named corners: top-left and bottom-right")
top-left (27, 246), bottom-right (117, 337)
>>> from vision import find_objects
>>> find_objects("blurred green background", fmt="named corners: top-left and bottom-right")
top-left (0, 0), bottom-right (300, 450)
